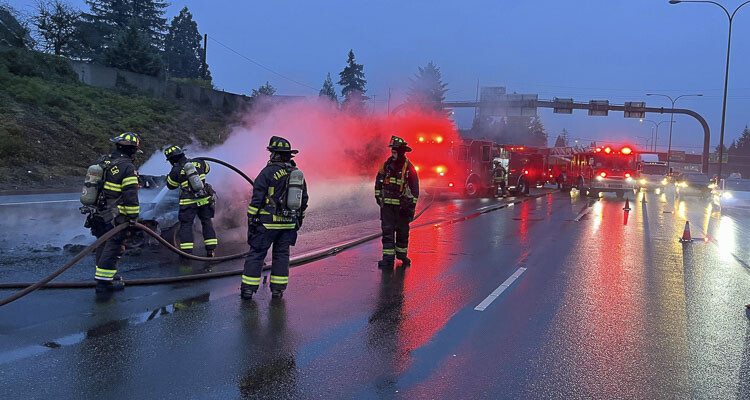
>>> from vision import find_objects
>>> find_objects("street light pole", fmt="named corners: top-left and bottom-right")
top-left (646, 93), bottom-right (703, 169)
top-left (669, 0), bottom-right (750, 178)
top-left (640, 119), bottom-right (671, 152)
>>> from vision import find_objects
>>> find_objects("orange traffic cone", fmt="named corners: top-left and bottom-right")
top-left (680, 221), bottom-right (692, 242)
top-left (623, 198), bottom-right (631, 212)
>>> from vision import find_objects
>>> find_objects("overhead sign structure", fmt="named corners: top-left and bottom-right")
top-left (588, 100), bottom-right (609, 116)
top-left (624, 102), bottom-right (645, 119)
top-left (478, 91), bottom-right (538, 118)
top-left (553, 97), bottom-right (574, 114)
top-left (669, 150), bottom-right (686, 162)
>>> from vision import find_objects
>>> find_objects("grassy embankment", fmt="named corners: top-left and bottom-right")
top-left (0, 48), bottom-right (237, 190)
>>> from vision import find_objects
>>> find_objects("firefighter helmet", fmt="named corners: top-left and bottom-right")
top-left (492, 158), bottom-right (502, 165)
top-left (388, 135), bottom-right (412, 152)
top-left (266, 136), bottom-right (299, 154)
top-left (110, 132), bottom-right (143, 153)
top-left (164, 145), bottom-right (185, 161)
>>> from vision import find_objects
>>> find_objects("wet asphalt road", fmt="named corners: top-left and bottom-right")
top-left (2, 188), bottom-right (750, 399)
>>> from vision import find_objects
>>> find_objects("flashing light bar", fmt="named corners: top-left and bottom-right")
top-left (599, 171), bottom-right (608, 178)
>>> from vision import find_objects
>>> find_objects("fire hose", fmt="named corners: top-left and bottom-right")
top-left (0, 158), bottom-right (436, 307)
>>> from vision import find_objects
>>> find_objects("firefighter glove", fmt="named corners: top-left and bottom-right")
top-left (375, 196), bottom-right (383, 207)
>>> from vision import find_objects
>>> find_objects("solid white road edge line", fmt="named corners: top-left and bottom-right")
top-left (474, 266), bottom-right (527, 311)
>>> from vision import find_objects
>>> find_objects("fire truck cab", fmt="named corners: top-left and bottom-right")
top-left (412, 138), bottom-right (498, 198)
top-left (500, 145), bottom-right (546, 195)
top-left (565, 145), bottom-right (636, 197)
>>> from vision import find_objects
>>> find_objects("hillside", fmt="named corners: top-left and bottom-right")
top-left (0, 48), bottom-right (238, 190)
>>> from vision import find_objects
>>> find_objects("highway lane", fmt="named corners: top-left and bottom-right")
top-left (1, 189), bottom-right (749, 399)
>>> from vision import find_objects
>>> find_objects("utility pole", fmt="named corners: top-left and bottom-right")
top-left (202, 33), bottom-right (208, 80)
top-left (387, 88), bottom-right (392, 115)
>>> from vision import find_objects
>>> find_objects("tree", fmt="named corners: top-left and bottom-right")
top-left (319, 72), bottom-right (337, 103)
top-left (0, 5), bottom-right (33, 48)
top-left (554, 128), bottom-right (569, 147)
top-left (165, 7), bottom-right (206, 79)
top-left (81, 0), bottom-right (168, 58)
top-left (406, 61), bottom-right (447, 113)
top-left (251, 81), bottom-right (275, 98)
top-left (32, 0), bottom-right (81, 56)
top-left (105, 20), bottom-right (163, 76)
top-left (337, 49), bottom-right (368, 113)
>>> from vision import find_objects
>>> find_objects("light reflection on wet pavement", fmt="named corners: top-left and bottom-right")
top-left (2, 189), bottom-right (750, 398)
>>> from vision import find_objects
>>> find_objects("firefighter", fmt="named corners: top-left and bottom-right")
top-left (87, 132), bottom-right (142, 293)
top-left (164, 146), bottom-right (218, 257)
top-left (241, 136), bottom-right (308, 300)
top-left (491, 158), bottom-right (507, 197)
top-left (375, 136), bottom-right (419, 269)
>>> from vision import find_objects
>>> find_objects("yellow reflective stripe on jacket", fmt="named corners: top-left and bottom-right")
top-left (180, 242), bottom-right (194, 249)
top-left (272, 215), bottom-right (294, 222)
top-left (179, 196), bottom-right (211, 206)
top-left (269, 275), bottom-right (289, 284)
top-left (117, 205), bottom-right (140, 215)
top-left (167, 176), bottom-right (179, 187)
top-left (121, 176), bottom-right (139, 187)
top-left (412, 197), bottom-right (418, 204)
top-left (242, 275), bottom-right (260, 285)
top-left (103, 182), bottom-right (122, 192)
top-left (383, 198), bottom-right (400, 205)
top-left (375, 190), bottom-right (381, 196)
top-left (247, 205), bottom-right (259, 215)
top-left (388, 178), bottom-right (404, 185)
top-left (262, 223), bottom-right (296, 229)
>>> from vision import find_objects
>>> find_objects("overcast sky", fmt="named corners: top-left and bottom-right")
top-left (14, 0), bottom-right (750, 153)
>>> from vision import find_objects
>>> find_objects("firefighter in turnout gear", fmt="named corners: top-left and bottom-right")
top-left (86, 132), bottom-right (142, 293)
top-left (375, 136), bottom-right (419, 269)
top-left (491, 158), bottom-right (508, 197)
top-left (164, 146), bottom-right (218, 257)
top-left (241, 136), bottom-right (309, 300)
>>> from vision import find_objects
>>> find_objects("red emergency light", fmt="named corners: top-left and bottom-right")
top-left (621, 147), bottom-right (632, 155)
top-left (599, 171), bottom-right (608, 178)
top-left (625, 172), bottom-right (631, 178)
top-left (523, 169), bottom-right (530, 175)
top-left (595, 147), bottom-right (602, 153)
top-left (436, 136), bottom-right (444, 143)
top-left (604, 146), bottom-right (613, 154)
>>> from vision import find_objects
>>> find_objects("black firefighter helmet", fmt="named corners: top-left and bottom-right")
top-left (164, 145), bottom-right (185, 161)
top-left (110, 132), bottom-right (143, 154)
top-left (388, 135), bottom-right (412, 152)
top-left (267, 136), bottom-right (299, 154)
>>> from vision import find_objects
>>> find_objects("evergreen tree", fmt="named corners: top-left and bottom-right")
top-left (337, 49), bottom-right (368, 113)
top-left (105, 20), bottom-right (163, 75)
top-left (82, 0), bottom-right (168, 58)
top-left (251, 81), bottom-right (276, 98)
top-left (0, 5), bottom-right (32, 48)
top-left (319, 72), bottom-right (338, 103)
top-left (165, 7), bottom-right (206, 79)
top-left (406, 61), bottom-right (448, 113)
top-left (32, 0), bottom-right (81, 56)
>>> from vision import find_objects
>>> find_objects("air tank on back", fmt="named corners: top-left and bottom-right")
top-left (80, 164), bottom-right (104, 205)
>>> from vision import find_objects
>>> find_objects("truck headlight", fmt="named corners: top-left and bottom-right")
top-left (639, 179), bottom-right (647, 185)
top-left (661, 178), bottom-right (668, 185)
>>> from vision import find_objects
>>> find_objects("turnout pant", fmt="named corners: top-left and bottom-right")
top-left (178, 204), bottom-right (217, 253)
top-left (380, 204), bottom-right (411, 260)
top-left (89, 216), bottom-right (127, 281)
top-left (242, 227), bottom-right (297, 292)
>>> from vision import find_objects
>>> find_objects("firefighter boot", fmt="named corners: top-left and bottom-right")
top-left (378, 257), bottom-right (395, 269)
top-left (240, 283), bottom-right (256, 300)
top-left (205, 248), bottom-right (215, 258)
top-left (397, 255), bottom-right (411, 268)
top-left (271, 289), bottom-right (284, 299)
top-left (95, 275), bottom-right (125, 293)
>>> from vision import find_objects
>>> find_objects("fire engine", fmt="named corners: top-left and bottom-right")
top-left (559, 145), bottom-right (636, 197)
top-left (409, 135), bottom-right (500, 197)
top-left (497, 145), bottom-right (547, 195)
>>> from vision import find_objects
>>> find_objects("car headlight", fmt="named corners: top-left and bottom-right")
top-left (708, 183), bottom-right (717, 189)
top-left (639, 179), bottom-right (647, 185)
top-left (595, 176), bottom-right (603, 181)
top-left (661, 178), bottom-right (668, 185)
top-left (626, 177), bottom-right (633, 182)
top-left (722, 192), bottom-right (733, 199)
top-left (678, 182), bottom-right (688, 188)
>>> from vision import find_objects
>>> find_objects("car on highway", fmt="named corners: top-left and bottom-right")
top-left (636, 160), bottom-right (669, 192)
top-left (712, 178), bottom-right (750, 211)
top-left (676, 172), bottom-right (711, 197)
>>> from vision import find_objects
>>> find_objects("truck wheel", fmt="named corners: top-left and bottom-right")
top-left (522, 179), bottom-right (530, 195)
top-left (465, 179), bottom-right (481, 198)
